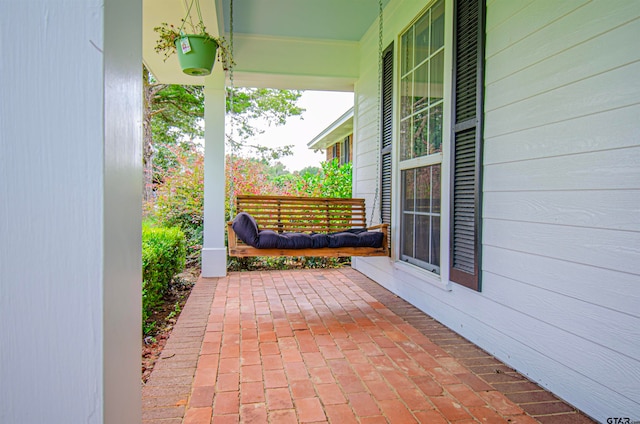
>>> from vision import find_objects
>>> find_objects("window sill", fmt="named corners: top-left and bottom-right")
top-left (393, 260), bottom-right (452, 292)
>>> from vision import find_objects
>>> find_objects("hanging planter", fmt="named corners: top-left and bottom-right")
top-left (154, 0), bottom-right (234, 76)
top-left (175, 34), bottom-right (218, 76)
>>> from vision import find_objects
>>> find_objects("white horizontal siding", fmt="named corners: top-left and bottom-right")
top-left (486, 17), bottom-right (640, 113)
top-left (485, 60), bottom-right (640, 138)
top-left (484, 104), bottom-right (640, 164)
top-left (483, 218), bottom-right (640, 282)
top-left (485, 0), bottom-right (640, 82)
top-left (482, 219), bottom-right (640, 284)
top-left (483, 272), bottom-right (640, 362)
top-left (352, 0), bottom-right (640, 421)
top-left (484, 190), bottom-right (640, 232)
top-left (485, 0), bottom-right (529, 34)
top-left (483, 246), bottom-right (640, 319)
top-left (486, 0), bottom-right (587, 59)
top-left (484, 146), bottom-right (640, 191)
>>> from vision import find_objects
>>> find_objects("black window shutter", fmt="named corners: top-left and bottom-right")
top-left (380, 43), bottom-right (394, 253)
top-left (450, 0), bottom-right (485, 291)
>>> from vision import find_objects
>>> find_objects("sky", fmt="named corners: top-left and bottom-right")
top-left (249, 90), bottom-right (354, 172)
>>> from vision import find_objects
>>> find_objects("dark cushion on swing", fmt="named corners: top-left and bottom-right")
top-left (279, 232), bottom-right (314, 249)
top-left (328, 232), bottom-right (359, 248)
top-left (233, 211), bottom-right (384, 250)
top-left (231, 212), bottom-right (260, 247)
top-left (311, 233), bottom-right (330, 248)
top-left (354, 231), bottom-right (385, 247)
top-left (255, 230), bottom-right (279, 248)
top-left (256, 230), bottom-right (314, 249)
top-left (328, 230), bottom-right (384, 248)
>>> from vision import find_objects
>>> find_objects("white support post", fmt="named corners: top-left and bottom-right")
top-left (201, 69), bottom-right (228, 277)
top-left (0, 0), bottom-right (142, 422)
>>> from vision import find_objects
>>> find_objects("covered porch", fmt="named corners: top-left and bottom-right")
top-left (3, 0), bottom-right (637, 421)
top-left (142, 268), bottom-right (593, 423)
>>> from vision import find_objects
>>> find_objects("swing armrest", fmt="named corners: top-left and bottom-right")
top-left (227, 221), bottom-right (238, 250)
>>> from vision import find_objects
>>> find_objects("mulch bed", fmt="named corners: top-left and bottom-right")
top-left (141, 267), bottom-right (199, 383)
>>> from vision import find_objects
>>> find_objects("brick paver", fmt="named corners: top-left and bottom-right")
top-left (143, 268), bottom-right (596, 423)
top-left (342, 267), bottom-right (596, 424)
top-left (142, 276), bottom-right (218, 424)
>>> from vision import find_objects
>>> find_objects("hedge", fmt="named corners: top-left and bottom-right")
top-left (142, 225), bottom-right (186, 322)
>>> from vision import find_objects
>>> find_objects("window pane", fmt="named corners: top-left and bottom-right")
top-left (401, 28), bottom-right (414, 75)
top-left (428, 104), bottom-right (443, 154)
top-left (414, 13), bottom-right (430, 66)
top-left (402, 213), bottom-right (414, 258)
top-left (415, 166), bottom-right (432, 213)
top-left (432, 164), bottom-right (441, 213)
top-left (402, 169), bottom-right (415, 211)
top-left (415, 215), bottom-right (430, 263)
top-left (429, 50), bottom-right (444, 105)
top-left (412, 110), bottom-right (428, 158)
top-left (431, 0), bottom-right (445, 52)
top-left (400, 118), bottom-right (411, 161)
top-left (431, 215), bottom-right (441, 267)
top-left (413, 61), bottom-right (429, 113)
top-left (400, 74), bottom-right (412, 120)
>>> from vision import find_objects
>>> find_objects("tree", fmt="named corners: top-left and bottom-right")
top-left (225, 88), bottom-right (303, 161)
top-left (143, 66), bottom-right (204, 201)
top-left (226, 88), bottom-right (304, 140)
top-left (143, 66), bottom-right (305, 202)
top-left (297, 166), bottom-right (320, 177)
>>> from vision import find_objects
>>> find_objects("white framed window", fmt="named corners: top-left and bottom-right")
top-left (398, 0), bottom-right (445, 274)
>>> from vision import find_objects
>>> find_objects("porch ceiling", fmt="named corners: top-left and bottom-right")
top-left (143, 0), bottom-right (390, 89)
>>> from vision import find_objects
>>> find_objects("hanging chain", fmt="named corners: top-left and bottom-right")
top-left (227, 0), bottom-right (236, 219)
top-left (370, 0), bottom-right (383, 226)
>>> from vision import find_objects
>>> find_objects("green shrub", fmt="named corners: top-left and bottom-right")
top-left (295, 159), bottom-right (352, 198)
top-left (150, 148), bottom-right (204, 266)
top-left (142, 225), bottom-right (186, 323)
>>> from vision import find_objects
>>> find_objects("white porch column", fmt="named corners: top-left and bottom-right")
top-left (201, 69), bottom-right (228, 277)
top-left (0, 0), bottom-right (141, 423)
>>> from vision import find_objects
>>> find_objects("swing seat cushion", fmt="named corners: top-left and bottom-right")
top-left (231, 212), bottom-right (384, 250)
top-left (328, 230), bottom-right (384, 248)
top-left (231, 212), bottom-right (260, 247)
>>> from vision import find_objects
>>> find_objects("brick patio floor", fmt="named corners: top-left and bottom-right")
top-left (142, 268), bottom-right (595, 423)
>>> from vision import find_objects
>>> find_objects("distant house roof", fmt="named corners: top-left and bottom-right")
top-left (307, 107), bottom-right (354, 151)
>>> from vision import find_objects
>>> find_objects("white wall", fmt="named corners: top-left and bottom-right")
top-left (0, 1), bottom-right (142, 423)
top-left (353, 0), bottom-right (640, 421)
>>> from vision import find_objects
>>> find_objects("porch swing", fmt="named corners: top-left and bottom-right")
top-left (226, 0), bottom-right (388, 258)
